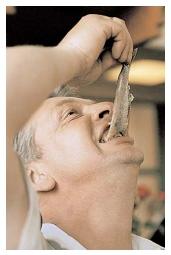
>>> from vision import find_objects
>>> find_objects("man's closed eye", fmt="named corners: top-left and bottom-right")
top-left (67, 110), bottom-right (77, 116)
top-left (65, 109), bottom-right (82, 121)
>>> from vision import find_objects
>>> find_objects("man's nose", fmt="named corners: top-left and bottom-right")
top-left (88, 102), bottom-right (113, 121)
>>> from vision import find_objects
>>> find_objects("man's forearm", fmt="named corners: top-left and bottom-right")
top-left (7, 45), bottom-right (81, 135)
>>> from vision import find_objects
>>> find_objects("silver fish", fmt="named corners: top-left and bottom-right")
top-left (105, 48), bottom-right (138, 141)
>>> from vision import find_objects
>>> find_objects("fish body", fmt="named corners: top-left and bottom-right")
top-left (105, 49), bottom-right (137, 141)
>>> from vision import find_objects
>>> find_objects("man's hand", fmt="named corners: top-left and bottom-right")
top-left (58, 14), bottom-right (133, 86)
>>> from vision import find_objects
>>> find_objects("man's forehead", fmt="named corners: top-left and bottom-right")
top-left (45, 96), bottom-right (96, 106)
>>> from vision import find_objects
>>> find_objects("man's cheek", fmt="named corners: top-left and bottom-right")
top-left (57, 150), bottom-right (103, 184)
top-left (67, 149), bottom-right (101, 172)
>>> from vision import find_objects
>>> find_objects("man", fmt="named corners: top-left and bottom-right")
top-left (7, 14), bottom-right (162, 249)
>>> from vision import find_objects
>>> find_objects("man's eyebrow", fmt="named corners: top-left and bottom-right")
top-left (88, 99), bottom-right (96, 104)
top-left (56, 98), bottom-right (96, 107)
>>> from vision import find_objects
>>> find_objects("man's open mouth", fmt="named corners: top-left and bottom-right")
top-left (99, 125), bottom-right (123, 143)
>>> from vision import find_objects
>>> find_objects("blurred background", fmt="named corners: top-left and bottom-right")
top-left (6, 6), bottom-right (165, 247)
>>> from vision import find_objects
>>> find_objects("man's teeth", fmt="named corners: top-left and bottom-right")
top-left (99, 137), bottom-right (105, 143)
top-left (99, 131), bottom-right (123, 143)
top-left (115, 132), bottom-right (123, 138)
top-left (99, 127), bottom-right (109, 143)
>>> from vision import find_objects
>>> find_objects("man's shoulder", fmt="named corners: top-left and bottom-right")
top-left (132, 233), bottom-right (164, 250)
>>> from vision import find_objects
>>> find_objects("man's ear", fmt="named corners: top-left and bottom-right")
top-left (27, 165), bottom-right (56, 192)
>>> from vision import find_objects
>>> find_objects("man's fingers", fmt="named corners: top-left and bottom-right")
top-left (125, 33), bottom-right (133, 63)
top-left (128, 44), bottom-right (134, 63)
top-left (101, 51), bottom-right (117, 72)
top-left (110, 17), bottom-right (133, 63)
top-left (111, 37), bottom-right (125, 60)
top-left (111, 31), bottom-right (127, 60)
top-left (118, 40), bottom-right (130, 63)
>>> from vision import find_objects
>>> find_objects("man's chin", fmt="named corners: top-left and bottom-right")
top-left (117, 145), bottom-right (144, 165)
top-left (104, 144), bottom-right (144, 166)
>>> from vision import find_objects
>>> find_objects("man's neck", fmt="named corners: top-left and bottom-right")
top-left (41, 164), bottom-right (139, 249)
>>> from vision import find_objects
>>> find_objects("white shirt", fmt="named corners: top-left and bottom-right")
top-left (41, 223), bottom-right (164, 250)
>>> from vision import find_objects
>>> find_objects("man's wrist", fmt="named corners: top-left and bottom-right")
top-left (54, 44), bottom-right (86, 80)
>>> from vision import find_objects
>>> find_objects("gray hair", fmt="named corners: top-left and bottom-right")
top-left (13, 84), bottom-right (79, 167)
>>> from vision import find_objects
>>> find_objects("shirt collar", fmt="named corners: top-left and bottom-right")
top-left (42, 223), bottom-right (163, 250)
top-left (41, 223), bottom-right (86, 250)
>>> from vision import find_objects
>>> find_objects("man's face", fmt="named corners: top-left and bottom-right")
top-left (30, 96), bottom-right (143, 192)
